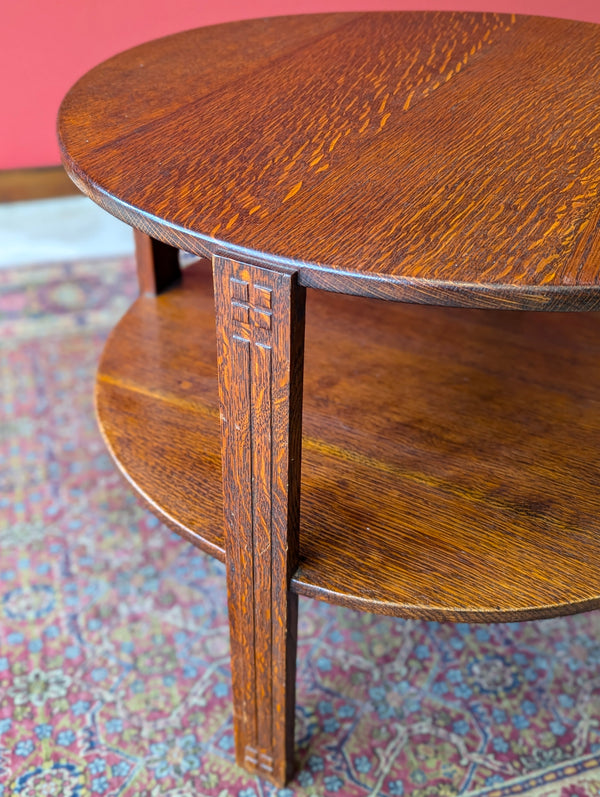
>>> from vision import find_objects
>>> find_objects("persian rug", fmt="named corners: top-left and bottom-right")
top-left (2, 256), bottom-right (600, 797)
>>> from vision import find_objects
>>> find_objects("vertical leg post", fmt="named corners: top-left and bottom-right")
top-left (134, 229), bottom-right (181, 295)
top-left (213, 255), bottom-right (305, 785)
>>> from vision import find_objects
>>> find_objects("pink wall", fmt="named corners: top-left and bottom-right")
top-left (3, 0), bottom-right (599, 169)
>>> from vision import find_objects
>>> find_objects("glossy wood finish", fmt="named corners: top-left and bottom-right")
top-left (62, 11), bottom-right (600, 785)
top-left (59, 13), bottom-right (600, 310)
top-left (213, 258), bottom-right (304, 782)
top-left (97, 260), bottom-right (600, 624)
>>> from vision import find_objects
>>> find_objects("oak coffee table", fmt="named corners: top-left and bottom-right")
top-left (58, 12), bottom-right (600, 786)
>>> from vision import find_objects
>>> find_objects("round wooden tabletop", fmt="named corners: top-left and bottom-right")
top-left (58, 12), bottom-right (600, 310)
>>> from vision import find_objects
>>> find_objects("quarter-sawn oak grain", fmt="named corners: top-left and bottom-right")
top-left (61, 11), bottom-right (600, 786)
top-left (96, 260), bottom-right (600, 623)
top-left (213, 258), bottom-right (305, 782)
top-left (59, 12), bottom-right (600, 310)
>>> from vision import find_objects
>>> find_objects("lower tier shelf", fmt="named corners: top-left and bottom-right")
top-left (97, 259), bottom-right (600, 622)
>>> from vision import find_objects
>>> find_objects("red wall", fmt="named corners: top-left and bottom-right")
top-left (3, 0), bottom-right (599, 169)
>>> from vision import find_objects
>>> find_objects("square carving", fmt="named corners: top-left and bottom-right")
top-left (259, 752), bottom-right (274, 773)
top-left (253, 285), bottom-right (272, 310)
top-left (232, 302), bottom-right (250, 325)
top-left (230, 278), bottom-right (249, 302)
top-left (253, 309), bottom-right (272, 330)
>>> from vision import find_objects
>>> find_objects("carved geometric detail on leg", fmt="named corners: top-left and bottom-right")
top-left (213, 255), bottom-right (306, 786)
top-left (229, 276), bottom-right (273, 330)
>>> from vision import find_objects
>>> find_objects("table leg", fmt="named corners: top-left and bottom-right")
top-left (134, 229), bottom-right (181, 295)
top-left (213, 255), bottom-right (306, 785)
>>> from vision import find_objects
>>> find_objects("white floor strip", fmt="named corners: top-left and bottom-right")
top-left (0, 196), bottom-right (134, 268)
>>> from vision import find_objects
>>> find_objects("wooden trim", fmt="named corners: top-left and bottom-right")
top-left (0, 166), bottom-right (80, 203)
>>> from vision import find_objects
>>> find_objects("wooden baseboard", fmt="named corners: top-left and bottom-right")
top-left (0, 166), bottom-right (80, 203)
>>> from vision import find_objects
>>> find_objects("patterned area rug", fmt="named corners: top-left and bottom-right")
top-left (2, 257), bottom-right (600, 797)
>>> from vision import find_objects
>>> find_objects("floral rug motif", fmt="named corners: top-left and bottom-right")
top-left (2, 257), bottom-right (600, 797)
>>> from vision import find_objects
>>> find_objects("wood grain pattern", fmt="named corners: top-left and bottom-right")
top-left (60, 15), bottom-right (600, 784)
top-left (58, 12), bottom-right (600, 309)
top-left (96, 260), bottom-right (600, 623)
top-left (212, 258), bottom-right (305, 783)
